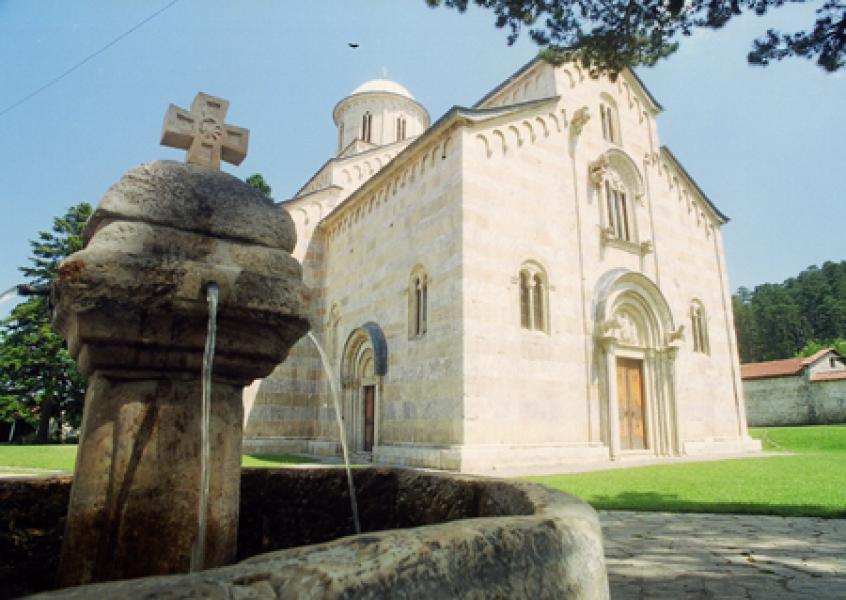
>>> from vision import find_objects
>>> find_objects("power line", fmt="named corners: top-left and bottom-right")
top-left (0, 0), bottom-right (182, 120)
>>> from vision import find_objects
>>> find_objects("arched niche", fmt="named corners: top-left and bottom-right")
top-left (339, 322), bottom-right (387, 452)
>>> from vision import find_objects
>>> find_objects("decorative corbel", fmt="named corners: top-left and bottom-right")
top-left (588, 155), bottom-right (609, 187)
top-left (597, 318), bottom-right (621, 338)
top-left (639, 240), bottom-right (654, 255)
top-left (665, 324), bottom-right (685, 346)
top-left (570, 106), bottom-right (591, 137)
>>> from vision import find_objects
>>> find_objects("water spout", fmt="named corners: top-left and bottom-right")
top-left (307, 331), bottom-right (361, 534)
top-left (192, 282), bottom-right (220, 572)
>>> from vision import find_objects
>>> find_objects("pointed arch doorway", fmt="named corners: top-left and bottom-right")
top-left (594, 269), bottom-right (684, 459)
top-left (340, 323), bottom-right (387, 454)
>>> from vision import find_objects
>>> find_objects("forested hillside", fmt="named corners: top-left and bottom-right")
top-left (733, 261), bottom-right (846, 363)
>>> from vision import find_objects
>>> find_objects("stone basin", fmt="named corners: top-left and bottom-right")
top-left (1, 467), bottom-right (609, 599)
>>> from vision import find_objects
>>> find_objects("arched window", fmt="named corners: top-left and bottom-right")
top-left (361, 112), bottom-right (372, 143)
top-left (396, 117), bottom-right (407, 141)
top-left (690, 301), bottom-right (709, 354)
top-left (409, 269), bottom-right (428, 338)
top-left (599, 96), bottom-right (621, 144)
top-left (591, 150), bottom-right (646, 251)
top-left (519, 262), bottom-right (548, 333)
top-left (605, 179), bottom-right (631, 242)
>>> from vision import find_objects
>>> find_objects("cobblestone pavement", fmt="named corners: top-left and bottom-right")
top-left (600, 511), bottom-right (846, 599)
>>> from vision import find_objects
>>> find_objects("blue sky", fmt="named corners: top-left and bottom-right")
top-left (1, 0), bottom-right (843, 316)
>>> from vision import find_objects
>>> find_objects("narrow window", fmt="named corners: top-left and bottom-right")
top-left (396, 117), bottom-right (407, 142)
top-left (607, 109), bottom-right (615, 143)
top-left (605, 182), bottom-right (616, 235)
top-left (532, 273), bottom-right (545, 332)
top-left (409, 270), bottom-right (428, 338)
top-left (600, 105), bottom-right (608, 140)
top-left (520, 271), bottom-right (531, 329)
top-left (415, 278), bottom-right (423, 335)
top-left (362, 112), bottom-right (372, 143)
top-left (691, 303), bottom-right (710, 354)
top-left (600, 101), bottom-right (620, 144)
top-left (618, 191), bottom-right (630, 241)
top-left (605, 183), bottom-right (632, 242)
top-left (421, 279), bottom-right (427, 334)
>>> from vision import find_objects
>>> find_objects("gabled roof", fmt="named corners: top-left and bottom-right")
top-left (320, 96), bottom-right (560, 226)
top-left (741, 357), bottom-right (806, 380)
top-left (473, 55), bottom-right (663, 112)
top-left (741, 348), bottom-right (839, 380)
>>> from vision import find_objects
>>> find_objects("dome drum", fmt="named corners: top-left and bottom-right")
top-left (333, 79), bottom-right (430, 154)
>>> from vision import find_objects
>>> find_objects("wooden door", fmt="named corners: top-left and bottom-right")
top-left (616, 358), bottom-right (646, 450)
top-left (362, 385), bottom-right (375, 452)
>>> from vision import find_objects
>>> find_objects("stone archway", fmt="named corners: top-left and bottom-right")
top-left (340, 323), bottom-right (387, 453)
top-left (594, 269), bottom-right (684, 459)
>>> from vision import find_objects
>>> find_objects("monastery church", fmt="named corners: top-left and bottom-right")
top-left (243, 57), bottom-right (761, 472)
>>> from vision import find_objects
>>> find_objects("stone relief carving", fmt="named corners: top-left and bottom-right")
top-left (615, 311), bottom-right (642, 346)
top-left (597, 318), bottom-right (621, 338)
top-left (570, 107), bottom-right (590, 136)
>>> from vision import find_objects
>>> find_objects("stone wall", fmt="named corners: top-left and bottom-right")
top-left (745, 376), bottom-right (846, 426)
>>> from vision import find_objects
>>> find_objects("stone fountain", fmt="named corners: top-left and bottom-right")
top-left (51, 93), bottom-right (309, 585)
top-left (0, 93), bottom-right (609, 599)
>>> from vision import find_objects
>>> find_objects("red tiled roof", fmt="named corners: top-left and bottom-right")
top-left (740, 348), bottom-right (839, 381)
top-left (741, 357), bottom-right (805, 380)
top-left (810, 370), bottom-right (846, 383)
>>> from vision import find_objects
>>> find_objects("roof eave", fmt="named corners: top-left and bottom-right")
top-left (660, 146), bottom-right (729, 224)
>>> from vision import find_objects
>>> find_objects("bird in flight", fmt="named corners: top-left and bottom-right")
top-left (348, 42), bottom-right (359, 48)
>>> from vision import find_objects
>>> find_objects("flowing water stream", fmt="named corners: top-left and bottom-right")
top-left (307, 331), bottom-right (361, 534)
top-left (191, 282), bottom-right (220, 572)
top-left (0, 286), bottom-right (18, 305)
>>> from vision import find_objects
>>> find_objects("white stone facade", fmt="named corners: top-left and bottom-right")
top-left (243, 59), bottom-right (761, 472)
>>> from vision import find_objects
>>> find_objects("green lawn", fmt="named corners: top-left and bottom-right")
top-left (525, 425), bottom-right (846, 518)
top-left (0, 444), bottom-right (318, 474)
top-left (5, 426), bottom-right (844, 518)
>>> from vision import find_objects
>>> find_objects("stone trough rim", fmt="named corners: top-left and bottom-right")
top-left (27, 466), bottom-right (609, 599)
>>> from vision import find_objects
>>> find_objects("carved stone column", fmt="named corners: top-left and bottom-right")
top-left (600, 338), bottom-right (621, 460)
top-left (52, 161), bottom-right (309, 586)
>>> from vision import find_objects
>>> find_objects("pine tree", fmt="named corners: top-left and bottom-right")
top-left (0, 202), bottom-right (91, 442)
top-left (733, 260), bottom-right (846, 363)
top-left (426, 0), bottom-right (846, 73)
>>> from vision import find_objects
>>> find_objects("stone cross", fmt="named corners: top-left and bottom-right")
top-left (161, 92), bottom-right (249, 170)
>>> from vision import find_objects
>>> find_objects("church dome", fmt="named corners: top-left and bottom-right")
top-left (332, 77), bottom-right (430, 156)
top-left (350, 79), bottom-right (415, 100)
